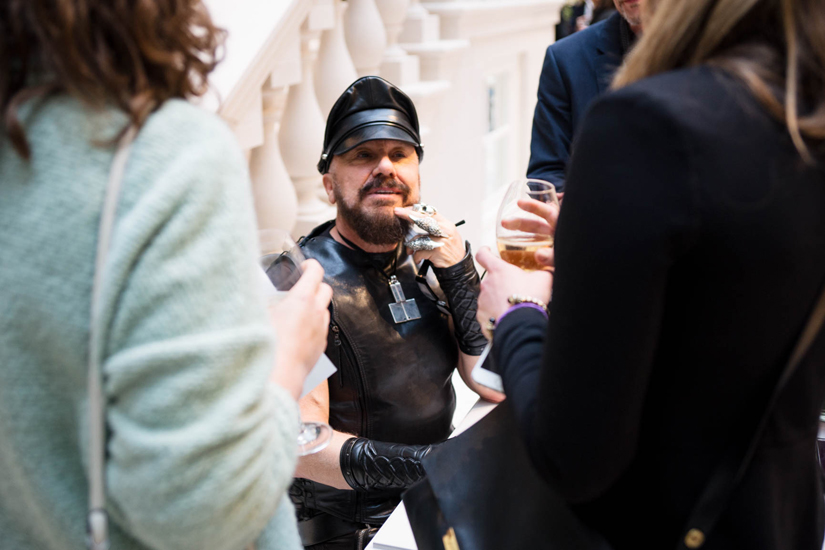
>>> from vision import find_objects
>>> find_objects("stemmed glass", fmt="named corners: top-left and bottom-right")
top-left (495, 178), bottom-right (559, 271)
top-left (259, 229), bottom-right (334, 456)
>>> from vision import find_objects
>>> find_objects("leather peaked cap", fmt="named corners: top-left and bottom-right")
top-left (317, 76), bottom-right (423, 174)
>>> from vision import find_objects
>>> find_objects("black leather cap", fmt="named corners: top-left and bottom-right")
top-left (318, 76), bottom-right (423, 174)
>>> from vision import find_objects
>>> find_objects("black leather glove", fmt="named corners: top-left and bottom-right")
top-left (432, 242), bottom-right (487, 356)
top-left (340, 437), bottom-right (433, 492)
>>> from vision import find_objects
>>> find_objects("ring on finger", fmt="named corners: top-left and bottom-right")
top-left (412, 203), bottom-right (437, 216)
top-left (406, 235), bottom-right (444, 251)
top-left (409, 214), bottom-right (447, 237)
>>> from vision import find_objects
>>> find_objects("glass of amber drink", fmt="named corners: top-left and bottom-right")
top-left (496, 178), bottom-right (559, 271)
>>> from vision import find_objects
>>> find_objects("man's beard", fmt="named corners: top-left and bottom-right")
top-left (333, 176), bottom-right (414, 246)
top-left (617, 1), bottom-right (642, 29)
top-left (622, 11), bottom-right (642, 28)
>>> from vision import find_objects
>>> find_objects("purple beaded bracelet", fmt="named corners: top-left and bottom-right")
top-left (496, 302), bottom-right (549, 326)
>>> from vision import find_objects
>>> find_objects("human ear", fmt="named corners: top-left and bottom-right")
top-left (322, 173), bottom-right (336, 204)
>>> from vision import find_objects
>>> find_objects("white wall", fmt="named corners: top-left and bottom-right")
top-left (418, 1), bottom-right (560, 254)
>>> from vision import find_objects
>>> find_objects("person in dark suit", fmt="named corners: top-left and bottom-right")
top-left (477, 0), bottom-right (825, 548)
top-left (590, 0), bottom-right (617, 25)
top-left (528, 0), bottom-right (643, 192)
top-left (555, 1), bottom-right (586, 41)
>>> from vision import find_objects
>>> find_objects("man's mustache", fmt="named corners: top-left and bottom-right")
top-left (359, 177), bottom-right (410, 199)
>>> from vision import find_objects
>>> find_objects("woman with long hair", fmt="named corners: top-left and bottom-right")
top-left (477, 0), bottom-right (825, 548)
top-left (0, 1), bottom-right (330, 549)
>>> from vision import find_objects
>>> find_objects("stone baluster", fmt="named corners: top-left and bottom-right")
top-left (279, 20), bottom-right (336, 239)
top-left (399, 0), bottom-right (440, 44)
top-left (375, 0), bottom-right (419, 85)
top-left (344, 0), bottom-right (387, 77)
top-left (315, 0), bottom-right (359, 117)
top-left (248, 86), bottom-right (298, 233)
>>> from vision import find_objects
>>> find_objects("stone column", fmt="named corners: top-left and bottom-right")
top-left (280, 21), bottom-right (336, 239)
top-left (344, 0), bottom-right (387, 77)
top-left (315, 0), bottom-right (359, 117)
top-left (248, 86), bottom-right (299, 233)
top-left (375, 0), bottom-right (419, 85)
top-left (399, 0), bottom-right (440, 44)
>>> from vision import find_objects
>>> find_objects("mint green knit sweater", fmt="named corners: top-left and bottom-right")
top-left (0, 96), bottom-right (302, 550)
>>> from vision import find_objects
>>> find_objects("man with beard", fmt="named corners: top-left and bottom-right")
top-left (288, 76), bottom-right (501, 550)
top-left (527, 0), bottom-right (644, 192)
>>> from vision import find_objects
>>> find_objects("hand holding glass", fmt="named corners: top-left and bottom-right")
top-left (496, 178), bottom-right (559, 271)
top-left (259, 229), bottom-right (334, 456)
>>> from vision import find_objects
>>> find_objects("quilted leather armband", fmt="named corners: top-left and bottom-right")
top-left (340, 437), bottom-right (432, 492)
top-left (431, 242), bottom-right (487, 356)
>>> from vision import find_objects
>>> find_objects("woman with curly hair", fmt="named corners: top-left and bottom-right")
top-left (0, 2), bottom-right (331, 549)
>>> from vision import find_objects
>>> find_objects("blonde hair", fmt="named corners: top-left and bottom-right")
top-left (613, 0), bottom-right (825, 162)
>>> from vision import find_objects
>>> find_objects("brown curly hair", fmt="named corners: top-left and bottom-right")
top-left (0, 0), bottom-right (226, 159)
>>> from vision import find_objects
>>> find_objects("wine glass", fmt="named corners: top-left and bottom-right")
top-left (495, 178), bottom-right (559, 271)
top-left (818, 409), bottom-right (825, 475)
top-left (259, 229), bottom-right (334, 456)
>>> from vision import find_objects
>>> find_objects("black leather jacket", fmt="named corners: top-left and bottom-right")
top-left (291, 222), bottom-right (457, 525)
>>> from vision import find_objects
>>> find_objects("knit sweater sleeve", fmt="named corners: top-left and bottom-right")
top-left (96, 104), bottom-right (300, 550)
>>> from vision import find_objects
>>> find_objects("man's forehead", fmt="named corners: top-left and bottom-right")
top-left (329, 139), bottom-right (420, 174)
top-left (332, 141), bottom-right (417, 169)
top-left (348, 139), bottom-right (416, 152)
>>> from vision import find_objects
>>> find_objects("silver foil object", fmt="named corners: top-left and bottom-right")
top-left (405, 235), bottom-right (444, 251)
top-left (409, 214), bottom-right (447, 237)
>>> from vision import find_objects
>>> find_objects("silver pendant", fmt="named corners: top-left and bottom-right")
top-left (388, 275), bottom-right (421, 323)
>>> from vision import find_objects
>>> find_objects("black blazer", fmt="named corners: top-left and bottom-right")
top-left (497, 65), bottom-right (825, 549)
top-left (527, 12), bottom-right (627, 192)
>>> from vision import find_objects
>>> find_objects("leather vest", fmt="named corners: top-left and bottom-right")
top-left (291, 221), bottom-right (457, 525)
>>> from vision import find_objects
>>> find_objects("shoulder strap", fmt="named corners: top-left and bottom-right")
top-left (86, 126), bottom-right (137, 550)
top-left (296, 219), bottom-right (335, 247)
top-left (678, 282), bottom-right (825, 549)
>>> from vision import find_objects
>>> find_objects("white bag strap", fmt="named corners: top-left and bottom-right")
top-left (87, 126), bottom-right (138, 550)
